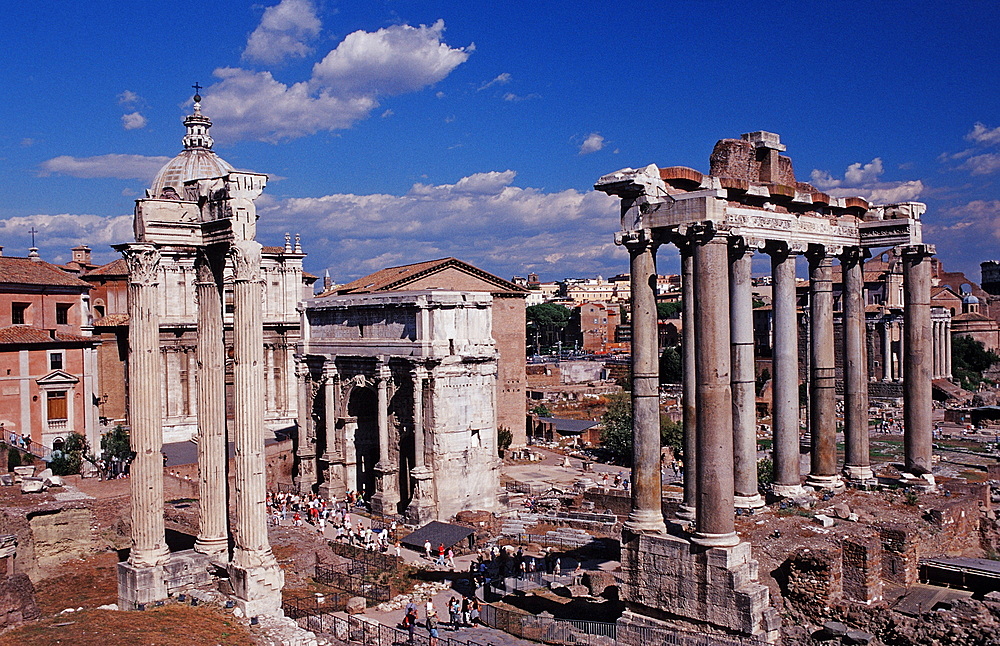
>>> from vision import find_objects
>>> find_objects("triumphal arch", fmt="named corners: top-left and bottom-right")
top-left (596, 132), bottom-right (934, 643)
top-left (116, 93), bottom-right (283, 615)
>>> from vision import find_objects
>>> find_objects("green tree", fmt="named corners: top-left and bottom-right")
top-left (660, 415), bottom-right (683, 457)
top-left (600, 393), bottom-right (684, 465)
top-left (953, 335), bottom-right (1000, 390)
top-left (526, 302), bottom-right (572, 354)
top-left (656, 301), bottom-right (682, 319)
top-left (497, 426), bottom-right (513, 457)
top-left (101, 425), bottom-right (134, 463)
top-left (48, 432), bottom-right (89, 476)
top-left (659, 346), bottom-right (682, 384)
top-left (530, 404), bottom-right (552, 417)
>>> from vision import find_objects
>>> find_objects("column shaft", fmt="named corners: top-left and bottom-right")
top-left (625, 234), bottom-right (666, 534)
top-left (770, 246), bottom-right (803, 496)
top-left (842, 249), bottom-right (872, 481)
top-left (806, 250), bottom-right (838, 489)
top-left (678, 246), bottom-right (697, 521)
top-left (729, 244), bottom-right (761, 508)
top-left (194, 248), bottom-right (228, 556)
top-left (123, 245), bottom-right (170, 568)
top-left (692, 233), bottom-right (737, 546)
top-left (412, 368), bottom-right (426, 468)
top-left (293, 359), bottom-right (316, 492)
top-left (883, 323), bottom-right (892, 381)
top-left (945, 321), bottom-right (952, 378)
top-left (902, 246), bottom-right (934, 476)
top-left (372, 361), bottom-right (400, 515)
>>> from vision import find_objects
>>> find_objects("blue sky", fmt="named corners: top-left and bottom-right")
top-left (2, 1), bottom-right (999, 284)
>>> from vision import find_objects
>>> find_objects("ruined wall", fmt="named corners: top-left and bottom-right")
top-left (27, 507), bottom-right (93, 573)
top-left (785, 547), bottom-right (841, 605)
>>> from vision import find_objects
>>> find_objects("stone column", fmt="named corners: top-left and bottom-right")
top-left (806, 247), bottom-right (840, 490)
top-left (770, 244), bottom-right (804, 497)
top-left (945, 321), bottom-right (952, 378)
top-left (901, 244), bottom-right (935, 478)
top-left (729, 240), bottom-right (763, 509)
top-left (228, 240), bottom-right (284, 617)
top-left (117, 244), bottom-right (169, 608)
top-left (623, 230), bottom-right (666, 535)
top-left (842, 248), bottom-right (872, 482)
top-left (372, 360), bottom-right (400, 516)
top-left (293, 358), bottom-right (317, 492)
top-left (678, 243), bottom-right (698, 521)
top-left (692, 229), bottom-right (738, 547)
top-left (883, 321), bottom-right (892, 381)
top-left (406, 364), bottom-right (435, 524)
top-left (194, 247), bottom-right (228, 557)
top-left (316, 363), bottom-right (339, 499)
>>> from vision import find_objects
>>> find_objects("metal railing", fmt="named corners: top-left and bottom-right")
top-left (282, 592), bottom-right (349, 618)
top-left (1, 437), bottom-right (51, 461)
top-left (328, 539), bottom-right (401, 572)
top-left (288, 610), bottom-right (499, 646)
top-left (314, 563), bottom-right (392, 603)
top-left (497, 532), bottom-right (611, 555)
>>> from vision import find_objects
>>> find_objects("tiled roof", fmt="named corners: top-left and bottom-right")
top-left (329, 257), bottom-right (526, 296)
top-left (84, 258), bottom-right (128, 277)
top-left (0, 257), bottom-right (91, 288)
top-left (0, 326), bottom-right (95, 345)
top-left (94, 314), bottom-right (129, 327)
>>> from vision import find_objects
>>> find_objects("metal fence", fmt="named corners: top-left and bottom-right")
top-left (328, 540), bottom-right (401, 572)
top-left (497, 532), bottom-right (610, 555)
top-left (289, 610), bottom-right (499, 646)
top-left (282, 592), bottom-right (349, 618)
top-left (314, 563), bottom-right (392, 603)
top-left (1, 437), bottom-right (51, 461)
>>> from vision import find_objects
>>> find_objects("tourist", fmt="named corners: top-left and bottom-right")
top-left (424, 539), bottom-right (432, 559)
top-left (403, 606), bottom-right (417, 643)
top-left (436, 543), bottom-right (446, 567)
top-left (395, 540), bottom-right (402, 558)
top-left (426, 610), bottom-right (439, 645)
top-left (448, 597), bottom-right (461, 629)
top-left (470, 597), bottom-right (481, 625)
top-left (461, 596), bottom-right (471, 627)
top-left (554, 557), bottom-right (561, 575)
top-left (446, 548), bottom-right (455, 570)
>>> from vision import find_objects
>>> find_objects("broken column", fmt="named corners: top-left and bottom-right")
top-left (372, 359), bottom-right (400, 516)
top-left (406, 364), bottom-right (436, 524)
top-left (117, 244), bottom-right (169, 608)
top-left (730, 239), bottom-right (763, 509)
top-left (228, 240), bottom-right (284, 616)
top-left (194, 247), bottom-right (228, 557)
top-left (624, 230), bottom-right (666, 535)
top-left (842, 247), bottom-right (873, 482)
top-left (678, 244), bottom-right (697, 522)
top-left (769, 243), bottom-right (804, 497)
top-left (901, 244), bottom-right (935, 479)
top-left (692, 227), bottom-right (738, 547)
top-left (806, 246), bottom-right (840, 491)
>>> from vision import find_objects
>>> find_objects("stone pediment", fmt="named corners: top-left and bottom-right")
top-left (36, 370), bottom-right (80, 386)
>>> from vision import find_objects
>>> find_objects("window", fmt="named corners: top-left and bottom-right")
top-left (12, 303), bottom-right (28, 325)
top-left (56, 304), bottom-right (70, 325)
top-left (46, 391), bottom-right (68, 421)
top-left (49, 353), bottom-right (63, 370)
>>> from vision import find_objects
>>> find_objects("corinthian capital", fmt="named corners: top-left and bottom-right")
top-left (122, 244), bottom-right (160, 287)
top-left (230, 240), bottom-right (263, 282)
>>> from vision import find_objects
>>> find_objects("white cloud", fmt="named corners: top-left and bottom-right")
top-left (809, 157), bottom-right (922, 204)
top-left (243, 0), bottom-right (321, 65)
top-left (479, 73), bottom-right (511, 90)
top-left (502, 92), bottom-right (538, 102)
top-left (0, 213), bottom-right (134, 263)
top-left (311, 20), bottom-right (469, 96)
top-left (204, 20), bottom-right (470, 142)
top-left (117, 90), bottom-right (141, 105)
top-left (579, 133), bottom-right (605, 155)
top-left (255, 171), bottom-right (623, 280)
top-left (961, 153), bottom-right (1000, 176)
top-left (966, 122), bottom-right (1000, 146)
top-left (38, 154), bottom-right (171, 181)
top-left (121, 112), bottom-right (147, 130)
top-left (381, 109), bottom-right (394, 118)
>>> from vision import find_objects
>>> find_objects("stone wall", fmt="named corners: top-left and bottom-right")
top-left (0, 573), bottom-right (39, 629)
top-left (841, 535), bottom-right (882, 603)
top-left (878, 524), bottom-right (919, 587)
top-left (785, 547), bottom-right (841, 604)
top-left (27, 507), bottom-right (94, 573)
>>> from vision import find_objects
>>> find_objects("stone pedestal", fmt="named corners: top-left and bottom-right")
top-left (229, 558), bottom-right (285, 618)
top-left (117, 562), bottom-right (167, 610)
top-left (405, 466), bottom-right (437, 525)
top-left (617, 531), bottom-right (779, 644)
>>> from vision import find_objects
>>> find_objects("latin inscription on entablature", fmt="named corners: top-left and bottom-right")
top-left (858, 219), bottom-right (921, 248)
top-left (724, 207), bottom-right (859, 247)
top-left (309, 307), bottom-right (417, 340)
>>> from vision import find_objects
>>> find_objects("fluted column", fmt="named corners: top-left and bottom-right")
top-left (883, 321), bottom-right (892, 381)
top-left (770, 244), bottom-right (804, 497)
top-left (842, 248), bottom-right (872, 482)
top-left (228, 240), bottom-right (283, 615)
top-left (806, 247), bottom-right (839, 490)
top-left (945, 321), bottom-right (952, 378)
top-left (406, 364), bottom-right (435, 524)
top-left (678, 243), bottom-right (697, 521)
top-left (293, 357), bottom-right (317, 492)
top-left (692, 229), bottom-right (738, 547)
top-left (623, 230), bottom-right (666, 535)
top-left (372, 360), bottom-right (400, 515)
top-left (729, 240), bottom-right (762, 509)
top-left (902, 244), bottom-right (935, 477)
top-left (194, 247), bottom-right (228, 556)
top-left (123, 244), bottom-right (170, 568)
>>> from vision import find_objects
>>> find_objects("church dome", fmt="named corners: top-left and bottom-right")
top-left (964, 293), bottom-right (980, 305)
top-left (149, 93), bottom-right (234, 199)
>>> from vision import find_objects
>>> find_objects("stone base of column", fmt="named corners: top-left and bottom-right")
top-left (193, 536), bottom-right (228, 558)
top-left (229, 551), bottom-right (285, 618)
top-left (771, 483), bottom-right (806, 498)
top-left (805, 474), bottom-right (845, 492)
top-left (617, 533), bottom-right (780, 644)
top-left (624, 509), bottom-right (666, 535)
top-left (734, 493), bottom-right (766, 510)
top-left (117, 562), bottom-right (167, 610)
top-left (843, 465), bottom-right (874, 483)
top-left (900, 472), bottom-right (937, 493)
top-left (405, 468), bottom-right (437, 525)
top-left (691, 531), bottom-right (740, 548)
top-left (675, 504), bottom-right (696, 523)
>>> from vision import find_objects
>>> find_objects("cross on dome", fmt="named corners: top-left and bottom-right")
top-left (183, 84), bottom-right (214, 150)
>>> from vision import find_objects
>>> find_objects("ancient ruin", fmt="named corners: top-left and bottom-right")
top-left (115, 93), bottom-right (283, 615)
top-left (596, 132), bottom-right (936, 643)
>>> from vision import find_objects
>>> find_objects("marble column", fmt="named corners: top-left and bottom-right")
top-left (842, 248), bottom-right (873, 482)
top-left (316, 363), bottom-right (339, 499)
top-left (406, 365), bottom-right (435, 524)
top-left (770, 244), bottom-right (804, 497)
top-left (123, 244), bottom-right (170, 568)
top-left (117, 243), bottom-right (169, 610)
top-left (883, 321), bottom-right (893, 381)
top-left (902, 244), bottom-right (935, 477)
top-left (692, 230), bottom-right (738, 547)
top-left (624, 231), bottom-right (666, 535)
top-left (806, 247), bottom-right (839, 490)
top-left (945, 321), bottom-right (952, 378)
top-left (293, 358), bottom-right (317, 492)
top-left (729, 240), bottom-right (763, 509)
top-left (194, 247), bottom-right (228, 557)
top-left (678, 244), bottom-right (698, 521)
top-left (228, 240), bottom-right (284, 616)
top-left (372, 360), bottom-right (400, 516)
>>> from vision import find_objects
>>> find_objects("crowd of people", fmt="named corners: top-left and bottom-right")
top-left (266, 490), bottom-right (400, 553)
